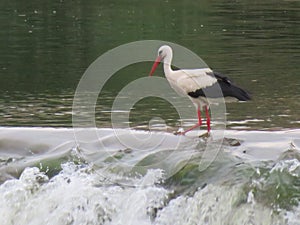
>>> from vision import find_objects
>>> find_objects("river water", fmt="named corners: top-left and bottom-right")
top-left (0, 0), bottom-right (299, 224)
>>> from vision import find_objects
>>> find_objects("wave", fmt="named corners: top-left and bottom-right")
top-left (0, 127), bottom-right (300, 224)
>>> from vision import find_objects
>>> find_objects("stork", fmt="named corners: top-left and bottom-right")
top-left (149, 45), bottom-right (251, 135)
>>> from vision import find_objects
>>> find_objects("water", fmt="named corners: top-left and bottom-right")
top-left (0, 0), bottom-right (300, 224)
top-left (0, 128), bottom-right (300, 225)
top-left (0, 0), bottom-right (299, 129)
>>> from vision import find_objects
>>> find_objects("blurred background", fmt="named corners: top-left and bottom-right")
top-left (0, 0), bottom-right (299, 129)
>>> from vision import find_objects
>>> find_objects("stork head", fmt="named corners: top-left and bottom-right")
top-left (157, 45), bottom-right (172, 61)
top-left (149, 45), bottom-right (173, 76)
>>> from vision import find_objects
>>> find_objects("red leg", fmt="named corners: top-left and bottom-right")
top-left (197, 108), bottom-right (202, 125)
top-left (182, 108), bottom-right (202, 135)
top-left (205, 106), bottom-right (211, 133)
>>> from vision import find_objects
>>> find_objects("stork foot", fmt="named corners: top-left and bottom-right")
top-left (173, 127), bottom-right (185, 135)
top-left (198, 131), bottom-right (210, 138)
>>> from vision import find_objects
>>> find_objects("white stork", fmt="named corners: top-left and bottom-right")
top-left (149, 45), bottom-right (251, 135)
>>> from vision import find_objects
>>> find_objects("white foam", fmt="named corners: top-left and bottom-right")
top-left (0, 163), bottom-right (169, 225)
top-left (154, 184), bottom-right (286, 225)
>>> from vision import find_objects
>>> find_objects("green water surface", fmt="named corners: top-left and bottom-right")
top-left (0, 0), bottom-right (299, 129)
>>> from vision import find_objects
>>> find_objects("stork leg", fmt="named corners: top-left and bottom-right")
top-left (205, 106), bottom-right (211, 133)
top-left (181, 108), bottom-right (202, 135)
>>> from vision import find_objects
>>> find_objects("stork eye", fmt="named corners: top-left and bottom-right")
top-left (158, 50), bottom-right (163, 55)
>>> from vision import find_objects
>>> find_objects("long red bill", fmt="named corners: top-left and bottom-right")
top-left (149, 56), bottom-right (161, 76)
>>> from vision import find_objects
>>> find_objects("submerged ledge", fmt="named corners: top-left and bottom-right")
top-left (0, 127), bottom-right (299, 161)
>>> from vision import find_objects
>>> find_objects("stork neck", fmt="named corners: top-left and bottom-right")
top-left (163, 53), bottom-right (173, 75)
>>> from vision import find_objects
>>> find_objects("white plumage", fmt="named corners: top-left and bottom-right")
top-left (174, 69), bottom-right (217, 93)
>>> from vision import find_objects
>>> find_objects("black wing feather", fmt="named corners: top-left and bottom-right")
top-left (188, 71), bottom-right (251, 101)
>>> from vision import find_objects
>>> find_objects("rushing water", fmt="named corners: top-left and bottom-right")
top-left (0, 128), bottom-right (300, 225)
top-left (0, 0), bottom-right (299, 224)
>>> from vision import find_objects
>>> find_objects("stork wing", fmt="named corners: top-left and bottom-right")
top-left (175, 68), bottom-right (217, 94)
